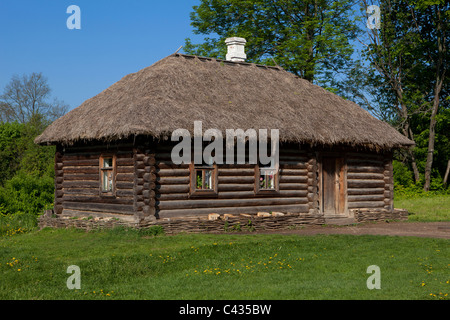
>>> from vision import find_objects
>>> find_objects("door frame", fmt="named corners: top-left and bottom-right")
top-left (318, 153), bottom-right (348, 216)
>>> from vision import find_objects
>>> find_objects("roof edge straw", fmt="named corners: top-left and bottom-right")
top-left (35, 54), bottom-right (415, 150)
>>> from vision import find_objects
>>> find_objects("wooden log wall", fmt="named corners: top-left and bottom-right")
top-left (59, 143), bottom-right (136, 217)
top-left (346, 152), bottom-right (392, 210)
top-left (133, 148), bottom-right (156, 221)
top-left (155, 143), bottom-right (313, 218)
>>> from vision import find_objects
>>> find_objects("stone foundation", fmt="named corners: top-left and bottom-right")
top-left (38, 208), bottom-right (408, 235)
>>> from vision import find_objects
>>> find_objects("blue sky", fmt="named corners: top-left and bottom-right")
top-left (0, 0), bottom-right (202, 111)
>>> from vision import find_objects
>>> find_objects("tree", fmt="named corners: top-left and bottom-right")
top-left (0, 72), bottom-right (68, 124)
top-left (345, 0), bottom-right (449, 190)
top-left (184, 0), bottom-right (360, 88)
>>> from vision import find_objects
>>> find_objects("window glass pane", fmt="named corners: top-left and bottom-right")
top-left (204, 170), bottom-right (212, 189)
top-left (102, 170), bottom-right (113, 192)
top-left (196, 170), bottom-right (203, 189)
top-left (195, 169), bottom-right (213, 190)
top-left (260, 168), bottom-right (276, 190)
top-left (103, 158), bottom-right (113, 168)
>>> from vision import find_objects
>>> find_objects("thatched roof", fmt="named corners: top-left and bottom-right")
top-left (35, 53), bottom-right (414, 150)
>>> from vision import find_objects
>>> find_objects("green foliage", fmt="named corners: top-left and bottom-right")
top-left (0, 172), bottom-right (54, 216)
top-left (0, 115), bottom-right (56, 236)
top-left (185, 0), bottom-right (360, 85)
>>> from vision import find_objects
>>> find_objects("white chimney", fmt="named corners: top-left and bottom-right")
top-left (225, 37), bottom-right (247, 62)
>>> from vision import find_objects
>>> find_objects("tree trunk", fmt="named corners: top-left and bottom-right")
top-left (443, 160), bottom-right (450, 186)
top-left (424, 5), bottom-right (445, 192)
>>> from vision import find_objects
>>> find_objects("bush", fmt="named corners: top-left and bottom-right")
top-left (0, 171), bottom-right (54, 216)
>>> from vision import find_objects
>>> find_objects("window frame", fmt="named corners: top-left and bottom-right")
top-left (254, 163), bottom-right (280, 195)
top-left (189, 163), bottom-right (218, 198)
top-left (99, 154), bottom-right (117, 197)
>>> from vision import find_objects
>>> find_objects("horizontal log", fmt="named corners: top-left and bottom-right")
top-left (347, 180), bottom-right (385, 188)
top-left (62, 154), bottom-right (99, 161)
top-left (218, 176), bottom-right (254, 184)
top-left (347, 172), bottom-right (385, 180)
top-left (279, 176), bottom-right (308, 183)
top-left (279, 168), bottom-right (308, 176)
top-left (117, 166), bottom-right (134, 174)
top-left (279, 183), bottom-right (308, 190)
top-left (156, 189), bottom-right (309, 201)
top-left (63, 201), bottom-right (135, 215)
top-left (279, 162), bottom-right (308, 169)
top-left (63, 181), bottom-right (98, 189)
top-left (158, 197), bottom-right (308, 210)
top-left (116, 189), bottom-right (135, 197)
top-left (157, 176), bottom-right (190, 185)
top-left (157, 204), bottom-right (310, 218)
top-left (347, 201), bottom-right (385, 209)
top-left (156, 162), bottom-right (190, 169)
top-left (64, 174), bottom-right (99, 181)
top-left (218, 168), bottom-right (254, 176)
top-left (62, 195), bottom-right (133, 205)
top-left (116, 158), bottom-right (134, 166)
top-left (156, 168), bottom-right (189, 177)
top-left (346, 152), bottom-right (385, 160)
top-left (347, 188), bottom-right (385, 195)
top-left (347, 166), bottom-right (384, 173)
top-left (279, 155), bottom-right (309, 162)
top-left (63, 159), bottom-right (99, 167)
top-left (346, 158), bottom-right (383, 165)
top-left (63, 167), bottom-right (98, 174)
top-left (157, 184), bottom-right (190, 193)
top-left (218, 184), bottom-right (254, 192)
top-left (116, 173), bottom-right (134, 182)
top-left (115, 182), bottom-right (134, 190)
top-left (61, 143), bottom-right (134, 153)
top-left (347, 194), bottom-right (385, 202)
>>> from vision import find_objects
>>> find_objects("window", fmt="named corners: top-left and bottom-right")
top-left (100, 155), bottom-right (116, 195)
top-left (255, 163), bottom-right (279, 194)
top-left (190, 163), bottom-right (218, 197)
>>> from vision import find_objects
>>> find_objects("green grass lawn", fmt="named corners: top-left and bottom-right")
top-left (395, 194), bottom-right (450, 221)
top-left (1, 227), bottom-right (448, 300)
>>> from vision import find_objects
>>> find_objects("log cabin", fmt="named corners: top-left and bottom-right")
top-left (35, 38), bottom-right (414, 226)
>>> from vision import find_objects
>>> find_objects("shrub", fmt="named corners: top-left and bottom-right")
top-left (0, 171), bottom-right (54, 216)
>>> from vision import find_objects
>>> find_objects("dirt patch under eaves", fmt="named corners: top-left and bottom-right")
top-left (251, 221), bottom-right (450, 239)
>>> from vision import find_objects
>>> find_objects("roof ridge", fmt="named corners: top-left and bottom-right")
top-left (172, 53), bottom-right (284, 71)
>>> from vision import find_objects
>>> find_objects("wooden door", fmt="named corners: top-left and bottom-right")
top-left (322, 157), bottom-right (346, 215)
